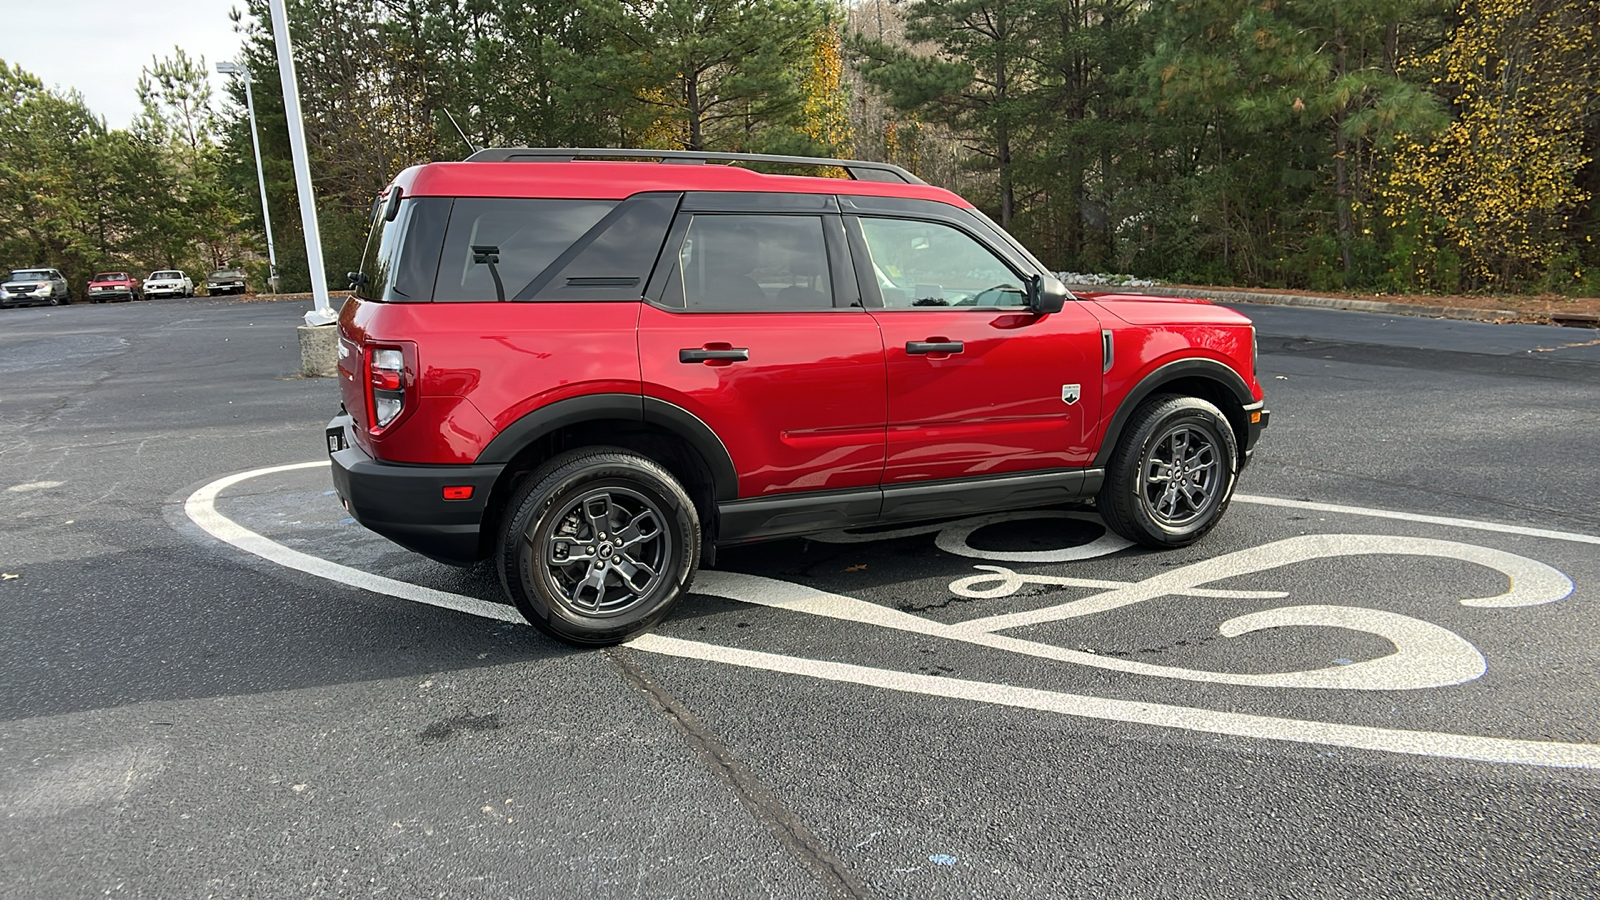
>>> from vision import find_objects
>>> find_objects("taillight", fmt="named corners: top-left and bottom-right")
top-left (365, 344), bottom-right (411, 433)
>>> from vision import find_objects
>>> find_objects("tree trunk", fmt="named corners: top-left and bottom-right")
top-left (685, 74), bottom-right (703, 151)
top-left (1334, 24), bottom-right (1354, 285)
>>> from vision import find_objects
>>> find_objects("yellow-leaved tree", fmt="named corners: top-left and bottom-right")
top-left (1384, 0), bottom-right (1597, 289)
top-left (801, 20), bottom-right (853, 163)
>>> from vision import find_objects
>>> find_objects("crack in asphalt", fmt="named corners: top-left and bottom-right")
top-left (606, 647), bottom-right (874, 900)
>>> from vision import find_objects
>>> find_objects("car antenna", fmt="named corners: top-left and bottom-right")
top-left (442, 108), bottom-right (478, 158)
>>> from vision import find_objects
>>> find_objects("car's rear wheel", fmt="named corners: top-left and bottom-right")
top-left (1097, 394), bottom-right (1239, 548)
top-left (497, 448), bottom-right (700, 646)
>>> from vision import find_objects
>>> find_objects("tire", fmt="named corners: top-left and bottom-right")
top-left (47, 294), bottom-right (59, 306)
top-left (1096, 394), bottom-right (1239, 548)
top-left (496, 448), bottom-right (700, 646)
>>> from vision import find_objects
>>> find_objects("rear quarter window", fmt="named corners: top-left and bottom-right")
top-left (356, 197), bottom-right (449, 302)
top-left (434, 199), bottom-right (617, 302)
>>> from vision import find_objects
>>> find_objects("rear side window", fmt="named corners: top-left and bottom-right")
top-left (661, 214), bottom-right (834, 311)
top-left (435, 199), bottom-right (616, 302)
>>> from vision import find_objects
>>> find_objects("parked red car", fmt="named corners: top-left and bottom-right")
top-left (326, 148), bottom-right (1268, 645)
top-left (87, 272), bottom-right (142, 302)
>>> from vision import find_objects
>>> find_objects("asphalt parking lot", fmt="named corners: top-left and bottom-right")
top-left (2, 295), bottom-right (1598, 898)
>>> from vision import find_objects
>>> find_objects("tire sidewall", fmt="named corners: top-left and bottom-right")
top-left (1106, 396), bottom-right (1239, 546)
top-left (498, 451), bottom-right (698, 645)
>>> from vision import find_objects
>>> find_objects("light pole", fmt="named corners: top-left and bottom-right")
top-left (266, 0), bottom-right (335, 327)
top-left (216, 61), bottom-right (279, 295)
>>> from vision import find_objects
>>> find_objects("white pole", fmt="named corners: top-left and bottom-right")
top-left (239, 72), bottom-right (280, 295)
top-left (267, 0), bottom-right (335, 326)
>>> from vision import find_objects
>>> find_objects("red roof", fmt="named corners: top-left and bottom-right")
top-left (395, 160), bottom-right (972, 207)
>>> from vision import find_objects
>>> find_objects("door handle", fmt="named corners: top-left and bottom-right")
top-left (679, 347), bottom-right (749, 363)
top-left (906, 340), bottom-right (964, 355)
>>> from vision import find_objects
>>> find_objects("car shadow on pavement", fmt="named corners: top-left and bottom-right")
top-left (0, 549), bottom-right (576, 723)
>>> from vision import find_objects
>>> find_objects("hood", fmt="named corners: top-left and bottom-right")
top-left (1078, 291), bottom-right (1253, 327)
top-left (1073, 290), bottom-right (1214, 306)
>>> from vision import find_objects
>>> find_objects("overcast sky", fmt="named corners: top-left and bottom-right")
top-left (5, 1), bottom-right (248, 128)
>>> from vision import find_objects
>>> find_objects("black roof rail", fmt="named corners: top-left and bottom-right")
top-left (462, 147), bottom-right (926, 186)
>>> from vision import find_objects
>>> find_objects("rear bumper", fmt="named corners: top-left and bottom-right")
top-left (326, 414), bottom-right (503, 565)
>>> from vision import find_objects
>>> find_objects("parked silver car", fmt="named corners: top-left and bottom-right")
top-left (1, 268), bottom-right (71, 307)
top-left (143, 270), bottom-right (194, 298)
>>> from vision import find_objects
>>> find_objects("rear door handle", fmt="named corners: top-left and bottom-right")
top-left (906, 340), bottom-right (964, 355)
top-left (679, 347), bottom-right (749, 363)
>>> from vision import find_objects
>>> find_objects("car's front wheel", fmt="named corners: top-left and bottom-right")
top-left (496, 448), bottom-right (700, 646)
top-left (1097, 394), bottom-right (1239, 548)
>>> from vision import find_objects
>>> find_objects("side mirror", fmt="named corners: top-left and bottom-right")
top-left (1027, 274), bottom-right (1068, 315)
top-left (382, 186), bottom-right (404, 222)
top-left (348, 271), bottom-right (369, 290)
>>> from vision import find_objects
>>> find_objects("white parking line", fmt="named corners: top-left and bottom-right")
top-left (183, 460), bottom-right (521, 624)
top-left (185, 462), bottom-right (1600, 770)
top-left (1236, 494), bottom-right (1600, 546)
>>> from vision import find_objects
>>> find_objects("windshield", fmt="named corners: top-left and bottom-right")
top-left (211, 270), bottom-right (243, 278)
top-left (150, 271), bottom-right (182, 279)
top-left (94, 273), bottom-right (128, 281)
top-left (9, 270), bottom-right (50, 281)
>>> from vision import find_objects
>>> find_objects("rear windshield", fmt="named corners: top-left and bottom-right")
top-left (10, 270), bottom-right (50, 280)
top-left (434, 198), bottom-right (616, 302)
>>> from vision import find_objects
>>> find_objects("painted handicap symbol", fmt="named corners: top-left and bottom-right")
top-left (758, 518), bottom-right (1574, 691)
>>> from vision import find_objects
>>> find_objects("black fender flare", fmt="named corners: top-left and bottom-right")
top-left (1093, 359), bottom-right (1255, 468)
top-left (474, 393), bottom-right (738, 502)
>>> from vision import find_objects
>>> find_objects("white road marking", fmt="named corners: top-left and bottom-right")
top-left (184, 462), bottom-right (1600, 769)
top-left (691, 570), bottom-right (1488, 691)
top-left (7, 480), bottom-right (64, 492)
top-left (953, 534), bottom-right (1571, 634)
top-left (183, 460), bottom-right (522, 624)
top-left (1236, 494), bottom-right (1600, 546)
top-left (628, 633), bottom-right (1600, 770)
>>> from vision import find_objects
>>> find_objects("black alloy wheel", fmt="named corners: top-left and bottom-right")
top-left (498, 448), bottom-right (700, 645)
top-left (1097, 394), bottom-right (1239, 548)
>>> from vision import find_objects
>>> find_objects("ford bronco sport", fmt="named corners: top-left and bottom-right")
top-left (327, 148), bottom-right (1267, 645)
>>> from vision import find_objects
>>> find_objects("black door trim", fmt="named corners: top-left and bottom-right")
top-left (715, 467), bottom-right (1104, 544)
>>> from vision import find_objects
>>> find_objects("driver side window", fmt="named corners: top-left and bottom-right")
top-left (857, 217), bottom-right (1025, 309)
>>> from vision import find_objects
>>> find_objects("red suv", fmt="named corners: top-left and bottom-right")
top-left (327, 149), bottom-right (1267, 645)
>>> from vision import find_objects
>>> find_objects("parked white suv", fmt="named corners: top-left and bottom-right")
top-left (143, 270), bottom-right (194, 299)
top-left (1, 268), bottom-right (71, 307)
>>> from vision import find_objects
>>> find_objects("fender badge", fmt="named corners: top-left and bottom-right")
top-left (1061, 384), bottom-right (1080, 405)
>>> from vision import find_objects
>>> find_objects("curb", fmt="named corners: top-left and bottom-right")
top-left (1065, 284), bottom-right (1530, 324)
